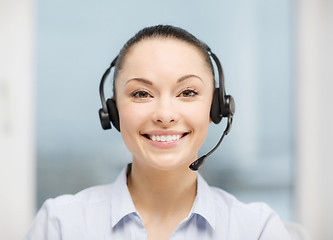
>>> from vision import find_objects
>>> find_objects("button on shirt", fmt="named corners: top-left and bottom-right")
top-left (24, 165), bottom-right (291, 240)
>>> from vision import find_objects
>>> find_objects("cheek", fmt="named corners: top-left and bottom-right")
top-left (119, 103), bottom-right (146, 130)
top-left (185, 97), bottom-right (212, 118)
top-left (179, 100), bottom-right (212, 131)
top-left (117, 104), bottom-right (143, 155)
top-left (118, 102), bottom-right (152, 145)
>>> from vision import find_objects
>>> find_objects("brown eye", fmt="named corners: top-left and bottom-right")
top-left (179, 89), bottom-right (198, 97)
top-left (131, 90), bottom-right (152, 98)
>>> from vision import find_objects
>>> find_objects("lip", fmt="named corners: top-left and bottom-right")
top-left (140, 130), bottom-right (190, 149)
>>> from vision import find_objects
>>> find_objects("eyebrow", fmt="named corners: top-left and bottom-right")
top-left (177, 74), bottom-right (203, 83)
top-left (125, 74), bottom-right (203, 85)
top-left (125, 78), bottom-right (153, 85)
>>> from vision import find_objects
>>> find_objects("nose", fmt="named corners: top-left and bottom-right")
top-left (152, 97), bottom-right (179, 127)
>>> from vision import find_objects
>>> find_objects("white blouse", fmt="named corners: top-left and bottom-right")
top-left (24, 165), bottom-right (291, 240)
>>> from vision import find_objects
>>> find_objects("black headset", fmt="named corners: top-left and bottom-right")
top-left (98, 46), bottom-right (235, 171)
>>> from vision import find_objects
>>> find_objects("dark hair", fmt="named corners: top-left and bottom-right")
top-left (113, 25), bottom-right (215, 95)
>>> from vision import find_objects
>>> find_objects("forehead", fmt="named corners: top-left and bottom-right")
top-left (119, 38), bottom-right (211, 77)
top-left (127, 37), bottom-right (204, 57)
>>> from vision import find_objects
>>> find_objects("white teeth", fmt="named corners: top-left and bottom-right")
top-left (148, 134), bottom-right (183, 142)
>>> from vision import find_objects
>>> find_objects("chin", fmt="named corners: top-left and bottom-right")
top-left (146, 154), bottom-right (194, 172)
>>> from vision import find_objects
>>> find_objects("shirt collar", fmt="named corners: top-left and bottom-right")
top-left (191, 173), bottom-right (216, 230)
top-left (110, 164), bottom-right (138, 228)
top-left (110, 164), bottom-right (216, 230)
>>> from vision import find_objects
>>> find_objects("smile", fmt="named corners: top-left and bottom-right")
top-left (142, 132), bottom-right (189, 142)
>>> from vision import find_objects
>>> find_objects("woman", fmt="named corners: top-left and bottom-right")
top-left (25, 25), bottom-right (291, 239)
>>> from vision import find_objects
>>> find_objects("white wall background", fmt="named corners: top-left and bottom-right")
top-left (296, 0), bottom-right (333, 239)
top-left (0, 0), bottom-right (36, 239)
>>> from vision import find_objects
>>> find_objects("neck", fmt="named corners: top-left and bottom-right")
top-left (127, 161), bottom-right (197, 218)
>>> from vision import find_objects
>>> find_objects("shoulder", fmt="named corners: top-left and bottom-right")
top-left (208, 186), bottom-right (291, 239)
top-left (209, 185), bottom-right (273, 217)
top-left (24, 184), bottom-right (115, 240)
top-left (52, 183), bottom-right (113, 206)
top-left (41, 183), bottom-right (114, 218)
top-left (36, 183), bottom-right (115, 225)
top-left (197, 174), bottom-right (278, 227)
top-left (24, 166), bottom-right (133, 240)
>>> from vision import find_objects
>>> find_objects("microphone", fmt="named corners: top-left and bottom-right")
top-left (189, 115), bottom-right (233, 171)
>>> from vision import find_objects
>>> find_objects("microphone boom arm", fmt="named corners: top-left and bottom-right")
top-left (189, 115), bottom-right (233, 171)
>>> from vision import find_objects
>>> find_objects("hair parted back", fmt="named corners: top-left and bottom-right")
top-left (112, 25), bottom-right (215, 95)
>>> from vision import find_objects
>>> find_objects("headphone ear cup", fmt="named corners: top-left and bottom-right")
top-left (223, 95), bottom-right (235, 117)
top-left (99, 108), bottom-right (112, 130)
top-left (106, 98), bottom-right (120, 131)
top-left (210, 88), bottom-right (222, 124)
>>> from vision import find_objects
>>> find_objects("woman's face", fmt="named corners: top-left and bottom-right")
top-left (115, 38), bottom-right (214, 171)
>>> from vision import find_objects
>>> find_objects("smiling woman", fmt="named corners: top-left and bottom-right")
top-left (25, 25), bottom-right (291, 240)
top-left (116, 38), bottom-right (213, 173)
